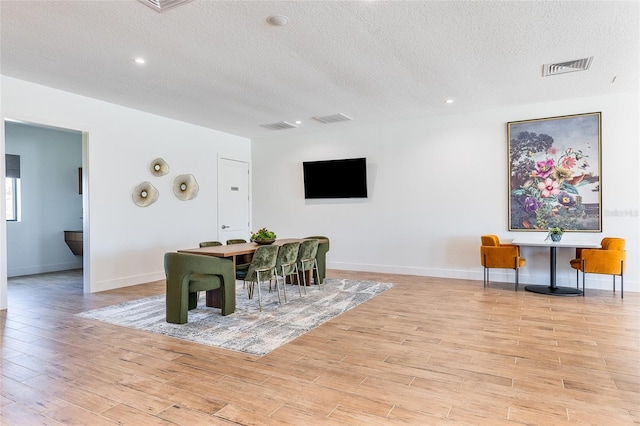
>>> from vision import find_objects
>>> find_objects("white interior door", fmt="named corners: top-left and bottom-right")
top-left (218, 158), bottom-right (250, 242)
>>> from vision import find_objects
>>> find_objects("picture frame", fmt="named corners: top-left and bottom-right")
top-left (508, 112), bottom-right (601, 232)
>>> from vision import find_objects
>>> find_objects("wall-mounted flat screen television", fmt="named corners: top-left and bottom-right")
top-left (303, 157), bottom-right (368, 199)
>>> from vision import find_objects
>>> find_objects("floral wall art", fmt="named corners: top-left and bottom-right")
top-left (508, 112), bottom-right (601, 232)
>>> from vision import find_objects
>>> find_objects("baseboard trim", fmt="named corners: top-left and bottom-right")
top-left (8, 262), bottom-right (83, 278)
top-left (328, 262), bottom-right (638, 292)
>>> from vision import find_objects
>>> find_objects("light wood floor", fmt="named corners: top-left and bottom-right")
top-left (1, 269), bottom-right (639, 425)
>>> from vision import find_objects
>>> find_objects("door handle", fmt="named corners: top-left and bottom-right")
top-left (221, 225), bottom-right (230, 229)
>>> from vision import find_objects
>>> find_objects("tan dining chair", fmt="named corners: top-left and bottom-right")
top-left (570, 237), bottom-right (626, 298)
top-left (480, 235), bottom-right (526, 291)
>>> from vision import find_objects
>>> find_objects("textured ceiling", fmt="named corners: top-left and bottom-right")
top-left (1, 1), bottom-right (638, 139)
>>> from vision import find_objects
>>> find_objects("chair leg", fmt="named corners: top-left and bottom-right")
top-left (314, 259), bottom-right (321, 286)
top-left (300, 262), bottom-right (307, 287)
top-left (300, 260), bottom-right (311, 294)
top-left (576, 269), bottom-right (579, 289)
top-left (256, 271), bottom-right (263, 311)
top-left (301, 262), bottom-right (307, 295)
top-left (280, 266), bottom-right (287, 303)
top-left (613, 275), bottom-right (616, 294)
top-left (483, 255), bottom-right (487, 288)
top-left (246, 280), bottom-right (252, 299)
top-left (293, 264), bottom-right (303, 297)
top-left (483, 267), bottom-right (488, 288)
top-left (620, 260), bottom-right (624, 299)
top-left (268, 269), bottom-right (282, 306)
top-left (514, 256), bottom-right (519, 291)
top-left (582, 259), bottom-right (586, 297)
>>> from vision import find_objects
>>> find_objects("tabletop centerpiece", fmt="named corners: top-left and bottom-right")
top-left (544, 227), bottom-right (564, 242)
top-left (251, 227), bottom-right (277, 245)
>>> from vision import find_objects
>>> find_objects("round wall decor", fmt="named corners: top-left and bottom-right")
top-left (173, 174), bottom-right (199, 201)
top-left (150, 158), bottom-right (169, 176)
top-left (132, 181), bottom-right (159, 207)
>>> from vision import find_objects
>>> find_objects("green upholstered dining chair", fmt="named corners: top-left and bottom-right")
top-left (240, 244), bottom-right (279, 311)
top-left (274, 242), bottom-right (301, 300)
top-left (226, 238), bottom-right (251, 276)
top-left (199, 241), bottom-right (222, 248)
top-left (480, 235), bottom-right (526, 291)
top-left (164, 252), bottom-right (235, 324)
top-left (570, 237), bottom-right (626, 298)
top-left (297, 239), bottom-right (320, 289)
top-left (226, 239), bottom-right (247, 245)
top-left (305, 235), bottom-right (329, 284)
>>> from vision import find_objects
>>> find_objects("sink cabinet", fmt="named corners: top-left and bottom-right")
top-left (64, 231), bottom-right (83, 256)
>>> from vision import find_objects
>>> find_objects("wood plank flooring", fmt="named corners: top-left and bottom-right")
top-left (2, 269), bottom-right (639, 425)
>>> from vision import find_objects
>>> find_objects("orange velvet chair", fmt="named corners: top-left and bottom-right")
top-left (480, 235), bottom-right (526, 291)
top-left (570, 237), bottom-right (626, 298)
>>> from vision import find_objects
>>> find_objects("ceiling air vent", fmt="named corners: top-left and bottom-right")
top-left (543, 57), bottom-right (593, 77)
top-left (138, 0), bottom-right (192, 12)
top-left (312, 113), bottom-right (353, 124)
top-left (259, 121), bottom-right (298, 130)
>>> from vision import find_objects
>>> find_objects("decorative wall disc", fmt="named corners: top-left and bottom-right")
top-left (173, 174), bottom-right (199, 201)
top-left (132, 181), bottom-right (159, 207)
top-left (150, 158), bottom-right (169, 176)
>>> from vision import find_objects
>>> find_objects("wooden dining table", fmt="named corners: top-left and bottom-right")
top-left (178, 238), bottom-right (327, 307)
top-left (179, 238), bottom-right (326, 269)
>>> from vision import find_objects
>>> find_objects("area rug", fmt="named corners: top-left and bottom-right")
top-left (76, 278), bottom-right (393, 356)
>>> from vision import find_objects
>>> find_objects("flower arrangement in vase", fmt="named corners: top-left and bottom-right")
top-left (545, 227), bottom-right (564, 242)
top-left (251, 227), bottom-right (277, 245)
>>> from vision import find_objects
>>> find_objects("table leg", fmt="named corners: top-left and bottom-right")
top-left (206, 255), bottom-right (237, 308)
top-left (525, 246), bottom-right (583, 296)
top-left (206, 289), bottom-right (221, 308)
top-left (550, 246), bottom-right (557, 289)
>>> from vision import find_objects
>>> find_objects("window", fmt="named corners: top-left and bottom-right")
top-left (5, 154), bottom-right (20, 222)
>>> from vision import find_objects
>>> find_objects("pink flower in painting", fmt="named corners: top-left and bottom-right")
top-left (561, 157), bottom-right (577, 169)
top-left (536, 159), bottom-right (555, 178)
top-left (538, 178), bottom-right (560, 198)
top-left (547, 147), bottom-right (558, 155)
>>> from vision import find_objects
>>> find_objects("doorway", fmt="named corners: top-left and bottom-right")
top-left (218, 157), bottom-right (250, 242)
top-left (3, 119), bottom-right (89, 300)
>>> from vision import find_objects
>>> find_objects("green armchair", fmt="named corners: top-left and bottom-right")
top-left (305, 235), bottom-right (330, 284)
top-left (164, 252), bottom-right (235, 324)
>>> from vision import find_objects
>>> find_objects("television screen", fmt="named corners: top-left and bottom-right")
top-left (303, 157), bottom-right (368, 199)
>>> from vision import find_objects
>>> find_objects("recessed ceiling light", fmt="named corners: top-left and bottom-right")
top-left (295, 120), bottom-right (302, 124)
top-left (134, 57), bottom-right (146, 64)
top-left (445, 99), bottom-right (454, 104)
top-left (267, 15), bottom-right (289, 26)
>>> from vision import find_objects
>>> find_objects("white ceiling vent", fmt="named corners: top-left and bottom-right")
top-left (259, 121), bottom-right (298, 130)
top-left (543, 57), bottom-right (593, 77)
top-left (138, 0), bottom-right (192, 12)
top-left (312, 113), bottom-right (353, 124)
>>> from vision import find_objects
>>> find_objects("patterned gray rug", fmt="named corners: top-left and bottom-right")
top-left (76, 278), bottom-right (393, 356)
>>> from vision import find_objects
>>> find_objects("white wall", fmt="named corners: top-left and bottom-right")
top-left (252, 91), bottom-right (639, 292)
top-left (5, 122), bottom-right (83, 276)
top-left (0, 76), bottom-right (251, 310)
